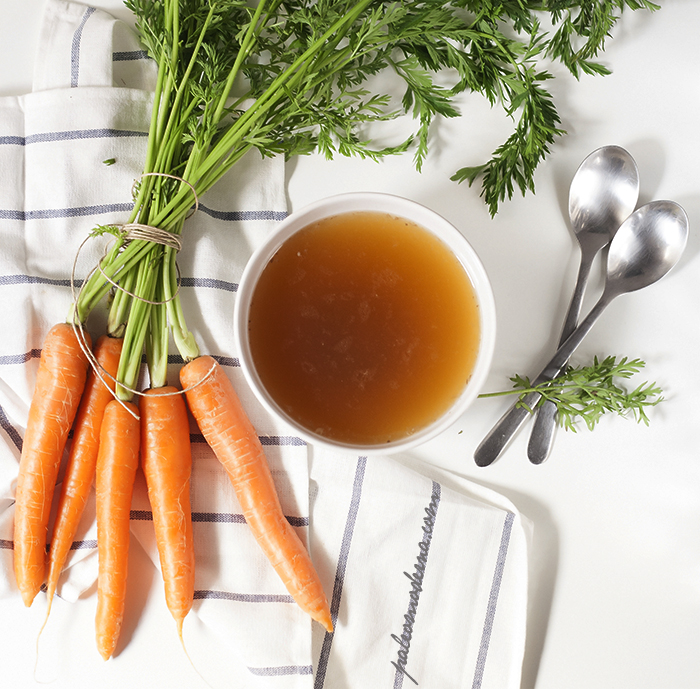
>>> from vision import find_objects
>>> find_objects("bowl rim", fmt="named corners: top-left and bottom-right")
top-left (234, 191), bottom-right (496, 455)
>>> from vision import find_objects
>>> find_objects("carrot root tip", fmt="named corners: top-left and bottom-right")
top-left (21, 590), bottom-right (37, 608)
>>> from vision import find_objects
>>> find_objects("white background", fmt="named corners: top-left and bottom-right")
top-left (1, 1), bottom-right (699, 688)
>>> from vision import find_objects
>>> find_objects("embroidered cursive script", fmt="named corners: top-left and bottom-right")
top-left (390, 481), bottom-right (441, 686)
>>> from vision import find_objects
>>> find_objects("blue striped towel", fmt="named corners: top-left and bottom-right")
top-left (0, 2), bottom-right (528, 688)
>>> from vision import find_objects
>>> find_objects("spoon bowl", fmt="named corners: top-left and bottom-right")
top-left (606, 200), bottom-right (689, 294)
top-left (569, 145), bottom-right (640, 253)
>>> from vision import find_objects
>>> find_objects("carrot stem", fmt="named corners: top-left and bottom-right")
top-left (114, 247), bottom-right (159, 400)
top-left (107, 267), bottom-right (137, 339)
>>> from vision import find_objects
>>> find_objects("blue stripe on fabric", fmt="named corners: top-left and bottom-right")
top-left (130, 510), bottom-right (308, 528)
top-left (192, 512), bottom-right (308, 527)
top-left (0, 349), bottom-right (243, 369)
top-left (129, 510), bottom-right (153, 521)
top-left (0, 274), bottom-right (234, 293)
top-left (314, 455), bottom-right (367, 689)
top-left (193, 512), bottom-right (309, 528)
top-left (190, 434), bottom-right (303, 447)
top-left (112, 50), bottom-right (150, 62)
top-left (190, 430), bottom-right (305, 446)
top-left (70, 539), bottom-right (97, 550)
top-left (193, 590), bottom-right (294, 604)
top-left (164, 354), bottom-right (240, 367)
top-left (471, 511), bottom-right (516, 689)
top-left (5, 537), bottom-right (98, 552)
top-left (0, 350), bottom-right (41, 366)
top-left (0, 275), bottom-right (80, 288)
top-left (0, 403), bottom-right (22, 452)
top-left (0, 202), bottom-right (133, 221)
top-left (258, 435), bottom-right (306, 447)
top-left (71, 6), bottom-right (97, 88)
top-left (0, 129), bottom-right (149, 146)
top-left (0, 205), bottom-right (281, 223)
top-left (21, 513), bottom-right (313, 553)
top-left (179, 276), bottom-right (238, 292)
top-left (199, 205), bottom-right (288, 223)
top-left (248, 665), bottom-right (313, 677)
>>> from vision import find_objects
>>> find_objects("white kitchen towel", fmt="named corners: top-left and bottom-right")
top-left (0, 2), bottom-right (528, 688)
top-left (308, 452), bottom-right (528, 689)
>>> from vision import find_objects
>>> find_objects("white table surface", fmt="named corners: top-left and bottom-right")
top-left (2, 1), bottom-right (699, 688)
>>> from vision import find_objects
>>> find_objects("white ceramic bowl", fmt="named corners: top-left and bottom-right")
top-left (234, 192), bottom-right (496, 455)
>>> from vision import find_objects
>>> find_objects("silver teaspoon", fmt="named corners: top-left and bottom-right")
top-left (474, 200), bottom-right (688, 467)
top-left (527, 145), bottom-right (639, 464)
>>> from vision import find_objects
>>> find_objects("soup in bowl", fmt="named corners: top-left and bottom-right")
top-left (234, 193), bottom-right (496, 454)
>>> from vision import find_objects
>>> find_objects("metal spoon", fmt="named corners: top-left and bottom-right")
top-left (474, 200), bottom-right (688, 467)
top-left (527, 146), bottom-right (639, 465)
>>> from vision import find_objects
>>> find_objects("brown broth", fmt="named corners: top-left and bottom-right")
top-left (247, 211), bottom-right (481, 445)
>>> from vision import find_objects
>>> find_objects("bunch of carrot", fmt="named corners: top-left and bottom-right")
top-left (15, 322), bottom-right (331, 659)
top-left (12, 0), bottom-right (339, 661)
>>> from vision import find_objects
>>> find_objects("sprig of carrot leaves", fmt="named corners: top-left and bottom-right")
top-left (127, 0), bottom-right (659, 216)
top-left (479, 356), bottom-right (663, 431)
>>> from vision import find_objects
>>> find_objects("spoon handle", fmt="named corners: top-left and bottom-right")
top-left (474, 391), bottom-right (540, 467)
top-left (474, 290), bottom-right (616, 466)
top-left (527, 252), bottom-right (595, 464)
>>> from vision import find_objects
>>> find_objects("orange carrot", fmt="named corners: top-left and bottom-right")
top-left (95, 399), bottom-right (140, 661)
top-left (140, 386), bottom-right (194, 638)
top-left (45, 335), bottom-right (123, 608)
top-left (13, 322), bottom-right (91, 607)
top-left (180, 355), bottom-right (332, 632)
